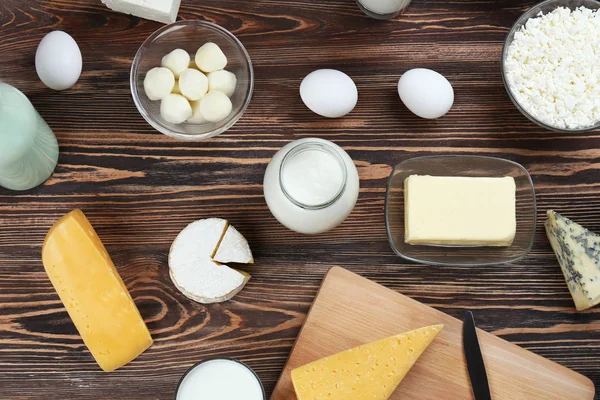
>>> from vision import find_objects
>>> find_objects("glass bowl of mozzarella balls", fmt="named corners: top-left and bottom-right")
top-left (131, 20), bottom-right (254, 140)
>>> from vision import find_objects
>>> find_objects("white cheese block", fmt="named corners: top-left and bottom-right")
top-left (101, 0), bottom-right (181, 24)
top-left (545, 210), bottom-right (600, 311)
top-left (404, 175), bottom-right (516, 246)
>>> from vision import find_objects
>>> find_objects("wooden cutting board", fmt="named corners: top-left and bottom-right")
top-left (271, 267), bottom-right (595, 400)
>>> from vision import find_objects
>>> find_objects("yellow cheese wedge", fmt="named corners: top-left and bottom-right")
top-left (42, 209), bottom-right (153, 372)
top-left (291, 324), bottom-right (443, 400)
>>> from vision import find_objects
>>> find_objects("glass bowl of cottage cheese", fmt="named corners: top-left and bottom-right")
top-left (502, 0), bottom-right (600, 132)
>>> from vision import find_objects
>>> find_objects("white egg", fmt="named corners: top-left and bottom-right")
top-left (300, 69), bottom-right (358, 118)
top-left (35, 31), bottom-right (82, 91)
top-left (397, 68), bottom-right (454, 119)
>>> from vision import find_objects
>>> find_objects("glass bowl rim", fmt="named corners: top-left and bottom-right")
top-left (501, 0), bottom-right (600, 133)
top-left (130, 20), bottom-right (254, 141)
top-left (173, 357), bottom-right (266, 400)
top-left (384, 155), bottom-right (537, 266)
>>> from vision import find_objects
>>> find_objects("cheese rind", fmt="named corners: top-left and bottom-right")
top-left (291, 324), bottom-right (443, 400)
top-left (168, 218), bottom-right (252, 304)
top-left (42, 210), bottom-right (153, 372)
top-left (101, 0), bottom-right (181, 24)
top-left (404, 175), bottom-right (516, 246)
top-left (545, 210), bottom-right (600, 311)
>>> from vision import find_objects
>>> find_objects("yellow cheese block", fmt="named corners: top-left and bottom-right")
top-left (42, 209), bottom-right (153, 372)
top-left (291, 324), bottom-right (443, 400)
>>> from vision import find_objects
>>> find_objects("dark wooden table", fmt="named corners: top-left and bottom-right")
top-left (1, 0), bottom-right (599, 398)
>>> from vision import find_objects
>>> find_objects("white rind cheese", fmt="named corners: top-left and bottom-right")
top-left (101, 0), bottom-right (181, 24)
top-left (545, 210), bottom-right (600, 311)
top-left (214, 225), bottom-right (254, 264)
top-left (168, 218), bottom-right (253, 304)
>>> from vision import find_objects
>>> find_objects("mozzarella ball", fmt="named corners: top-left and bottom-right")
top-left (161, 49), bottom-right (190, 78)
top-left (144, 67), bottom-right (175, 101)
top-left (179, 68), bottom-right (209, 101)
top-left (187, 101), bottom-right (208, 124)
top-left (160, 94), bottom-right (192, 124)
top-left (199, 90), bottom-right (232, 122)
top-left (195, 42), bottom-right (227, 73)
top-left (172, 80), bottom-right (181, 94)
top-left (208, 70), bottom-right (237, 97)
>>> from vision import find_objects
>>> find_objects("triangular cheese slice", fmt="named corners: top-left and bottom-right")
top-left (291, 324), bottom-right (443, 400)
top-left (545, 210), bottom-right (600, 311)
top-left (214, 224), bottom-right (254, 264)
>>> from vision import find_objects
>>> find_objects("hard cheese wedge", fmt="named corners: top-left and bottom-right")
top-left (545, 210), bottom-right (600, 311)
top-left (291, 324), bottom-right (443, 400)
top-left (42, 209), bottom-right (152, 372)
top-left (169, 218), bottom-right (253, 304)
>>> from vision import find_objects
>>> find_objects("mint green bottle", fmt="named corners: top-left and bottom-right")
top-left (0, 82), bottom-right (59, 190)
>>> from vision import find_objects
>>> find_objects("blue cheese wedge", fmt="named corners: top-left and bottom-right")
top-left (545, 210), bottom-right (600, 311)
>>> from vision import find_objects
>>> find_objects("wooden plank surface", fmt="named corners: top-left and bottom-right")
top-left (1, 0), bottom-right (600, 399)
top-left (272, 267), bottom-right (595, 400)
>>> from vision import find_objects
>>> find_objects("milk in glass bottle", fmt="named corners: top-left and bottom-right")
top-left (0, 82), bottom-right (59, 190)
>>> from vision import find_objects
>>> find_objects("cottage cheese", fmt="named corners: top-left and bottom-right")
top-left (505, 7), bottom-right (600, 130)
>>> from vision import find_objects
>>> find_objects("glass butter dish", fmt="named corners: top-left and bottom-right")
top-left (385, 156), bottom-right (536, 266)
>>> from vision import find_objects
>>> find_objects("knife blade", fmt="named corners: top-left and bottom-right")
top-left (463, 311), bottom-right (492, 400)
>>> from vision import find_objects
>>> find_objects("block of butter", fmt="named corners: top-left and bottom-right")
top-left (404, 175), bottom-right (516, 246)
top-left (101, 0), bottom-right (181, 24)
top-left (42, 209), bottom-right (153, 372)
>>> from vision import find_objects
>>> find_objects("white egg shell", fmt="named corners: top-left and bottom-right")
top-left (397, 68), bottom-right (454, 119)
top-left (35, 31), bottom-right (82, 91)
top-left (300, 69), bottom-right (358, 118)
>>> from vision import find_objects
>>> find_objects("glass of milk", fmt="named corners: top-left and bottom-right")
top-left (357, 0), bottom-right (412, 19)
top-left (0, 82), bottom-right (59, 191)
top-left (175, 358), bottom-right (265, 400)
top-left (263, 138), bottom-right (360, 235)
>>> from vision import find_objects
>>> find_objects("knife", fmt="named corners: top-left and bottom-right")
top-left (463, 311), bottom-right (492, 400)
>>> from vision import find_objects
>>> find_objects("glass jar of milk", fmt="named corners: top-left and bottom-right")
top-left (0, 82), bottom-right (59, 191)
top-left (264, 138), bottom-right (360, 234)
top-left (357, 0), bottom-right (412, 19)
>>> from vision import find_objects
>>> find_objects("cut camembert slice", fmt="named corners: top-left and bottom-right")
top-left (545, 210), bottom-right (600, 311)
top-left (169, 218), bottom-right (253, 304)
top-left (291, 324), bottom-right (443, 400)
